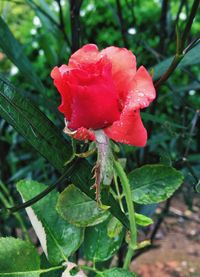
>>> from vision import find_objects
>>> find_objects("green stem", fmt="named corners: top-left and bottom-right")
top-left (1, 265), bottom-right (65, 275)
top-left (114, 173), bottom-right (125, 213)
top-left (113, 160), bottom-right (137, 269)
top-left (40, 265), bottom-right (64, 273)
top-left (123, 247), bottom-right (134, 270)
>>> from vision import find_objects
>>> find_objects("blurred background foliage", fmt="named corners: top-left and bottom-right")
top-left (0, 0), bottom-right (199, 240)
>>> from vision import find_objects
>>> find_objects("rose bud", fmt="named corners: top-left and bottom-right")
top-left (51, 44), bottom-right (156, 146)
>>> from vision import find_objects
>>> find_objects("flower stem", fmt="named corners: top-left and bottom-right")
top-left (113, 160), bottom-right (137, 269)
top-left (123, 247), bottom-right (134, 270)
top-left (114, 172), bottom-right (125, 213)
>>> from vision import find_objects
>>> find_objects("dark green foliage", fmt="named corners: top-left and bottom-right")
top-left (0, 0), bottom-right (199, 275)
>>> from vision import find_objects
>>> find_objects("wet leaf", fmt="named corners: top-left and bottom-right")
top-left (17, 180), bottom-right (83, 265)
top-left (83, 217), bottom-right (124, 262)
top-left (135, 213), bottom-right (153, 226)
top-left (0, 237), bottom-right (40, 276)
top-left (57, 184), bottom-right (109, 227)
top-left (129, 164), bottom-right (184, 204)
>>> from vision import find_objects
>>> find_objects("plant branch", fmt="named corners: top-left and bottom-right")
top-left (27, 0), bottom-right (71, 47)
top-left (55, 0), bottom-right (71, 47)
top-left (155, 0), bottom-right (200, 89)
top-left (183, 109), bottom-right (200, 158)
top-left (181, 0), bottom-right (200, 50)
top-left (116, 0), bottom-right (129, 48)
top-left (69, 0), bottom-right (83, 53)
top-left (0, 157), bottom-right (78, 214)
top-left (170, 0), bottom-right (186, 39)
top-left (159, 0), bottom-right (169, 54)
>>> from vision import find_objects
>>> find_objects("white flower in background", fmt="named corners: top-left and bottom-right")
top-left (33, 16), bottom-right (41, 27)
top-left (80, 10), bottom-right (86, 17)
top-left (32, 41), bottom-right (39, 48)
top-left (153, 0), bottom-right (161, 4)
top-left (60, 0), bottom-right (65, 6)
top-left (30, 28), bottom-right (37, 35)
top-left (189, 90), bottom-right (196, 96)
top-left (80, 2), bottom-right (95, 17)
top-left (86, 3), bottom-right (95, 11)
top-left (39, 49), bottom-right (44, 56)
top-left (128, 27), bottom-right (137, 35)
top-left (179, 12), bottom-right (187, 20)
top-left (51, 1), bottom-right (59, 12)
top-left (10, 65), bottom-right (19, 76)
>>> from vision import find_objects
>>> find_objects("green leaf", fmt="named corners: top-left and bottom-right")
top-left (0, 237), bottom-right (40, 276)
top-left (0, 76), bottom-right (72, 172)
top-left (17, 180), bottom-right (84, 265)
top-left (152, 43), bottom-right (200, 80)
top-left (0, 17), bottom-right (45, 92)
top-left (107, 217), bottom-right (123, 238)
top-left (57, 184), bottom-right (109, 227)
top-left (129, 164), bottom-right (184, 204)
top-left (95, 268), bottom-right (137, 276)
top-left (135, 213), bottom-right (153, 226)
top-left (83, 217), bottom-right (124, 262)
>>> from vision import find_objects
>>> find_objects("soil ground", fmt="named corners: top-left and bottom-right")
top-left (132, 194), bottom-right (200, 277)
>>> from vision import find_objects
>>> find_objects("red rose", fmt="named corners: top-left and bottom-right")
top-left (51, 44), bottom-right (156, 146)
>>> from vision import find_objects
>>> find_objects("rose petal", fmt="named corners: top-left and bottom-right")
top-left (101, 46), bottom-right (137, 106)
top-left (104, 109), bottom-right (147, 147)
top-left (68, 76), bottom-right (120, 130)
top-left (51, 66), bottom-right (73, 120)
top-left (126, 66), bottom-right (156, 110)
top-left (69, 44), bottom-right (99, 68)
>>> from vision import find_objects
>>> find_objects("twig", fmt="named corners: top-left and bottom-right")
top-left (150, 198), bottom-right (171, 243)
top-left (183, 109), bottom-right (200, 158)
top-left (27, 0), bottom-right (71, 48)
top-left (70, 0), bottom-right (83, 53)
top-left (183, 159), bottom-right (199, 183)
top-left (55, 0), bottom-right (71, 47)
top-left (159, 0), bottom-right (170, 54)
top-left (125, 0), bottom-right (135, 23)
top-left (115, 0), bottom-right (129, 48)
top-left (155, 0), bottom-right (200, 89)
top-left (180, 0), bottom-right (200, 50)
top-left (170, 0), bottom-right (186, 39)
top-left (0, 157), bottom-right (78, 214)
